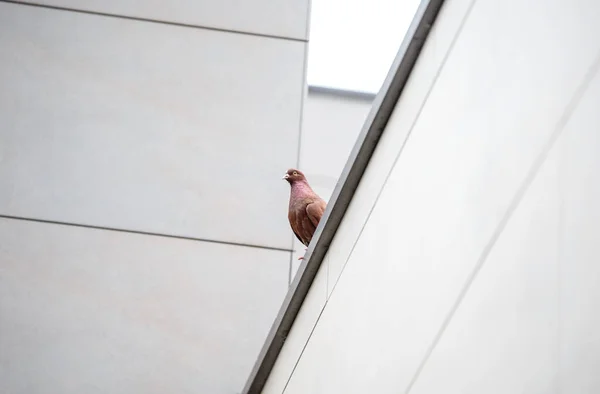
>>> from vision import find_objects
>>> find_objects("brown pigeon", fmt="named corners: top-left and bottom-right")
top-left (283, 168), bottom-right (327, 260)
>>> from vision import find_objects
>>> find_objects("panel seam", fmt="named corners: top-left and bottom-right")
top-left (0, 214), bottom-right (294, 252)
top-left (0, 0), bottom-right (308, 42)
top-left (281, 299), bottom-right (329, 393)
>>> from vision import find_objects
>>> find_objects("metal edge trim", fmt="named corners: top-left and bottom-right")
top-left (307, 85), bottom-right (377, 101)
top-left (241, 0), bottom-right (446, 392)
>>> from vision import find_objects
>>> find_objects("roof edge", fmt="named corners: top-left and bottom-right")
top-left (241, 1), bottom-right (446, 392)
top-left (307, 85), bottom-right (377, 101)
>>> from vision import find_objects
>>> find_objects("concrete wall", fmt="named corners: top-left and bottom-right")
top-left (0, 1), bottom-right (309, 393)
top-left (262, 0), bottom-right (600, 392)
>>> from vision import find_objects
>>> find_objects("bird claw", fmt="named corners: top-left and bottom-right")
top-left (298, 247), bottom-right (308, 260)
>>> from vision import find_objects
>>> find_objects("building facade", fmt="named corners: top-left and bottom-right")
top-left (0, 1), bottom-right (377, 391)
top-left (0, 1), bottom-right (316, 393)
top-left (248, 0), bottom-right (600, 392)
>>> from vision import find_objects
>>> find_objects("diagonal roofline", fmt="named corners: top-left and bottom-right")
top-left (241, 0), bottom-right (447, 392)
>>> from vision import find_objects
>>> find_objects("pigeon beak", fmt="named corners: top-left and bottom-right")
top-left (282, 173), bottom-right (289, 180)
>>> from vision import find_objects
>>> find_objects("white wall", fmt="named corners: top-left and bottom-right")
top-left (262, 0), bottom-right (600, 392)
top-left (291, 89), bottom-right (373, 270)
top-left (0, 1), bottom-right (308, 393)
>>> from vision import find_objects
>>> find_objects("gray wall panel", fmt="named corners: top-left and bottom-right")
top-left (0, 218), bottom-right (289, 394)
top-left (0, 2), bottom-right (305, 249)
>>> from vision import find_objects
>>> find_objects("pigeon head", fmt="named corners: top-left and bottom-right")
top-left (283, 168), bottom-right (306, 184)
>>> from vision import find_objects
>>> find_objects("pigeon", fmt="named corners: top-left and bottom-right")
top-left (283, 168), bottom-right (327, 260)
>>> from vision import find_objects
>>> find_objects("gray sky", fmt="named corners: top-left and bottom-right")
top-left (306, 0), bottom-right (422, 94)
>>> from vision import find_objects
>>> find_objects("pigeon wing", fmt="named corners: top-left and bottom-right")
top-left (306, 199), bottom-right (326, 229)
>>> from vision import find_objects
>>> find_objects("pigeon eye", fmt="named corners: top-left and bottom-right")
top-left (293, 171), bottom-right (298, 175)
